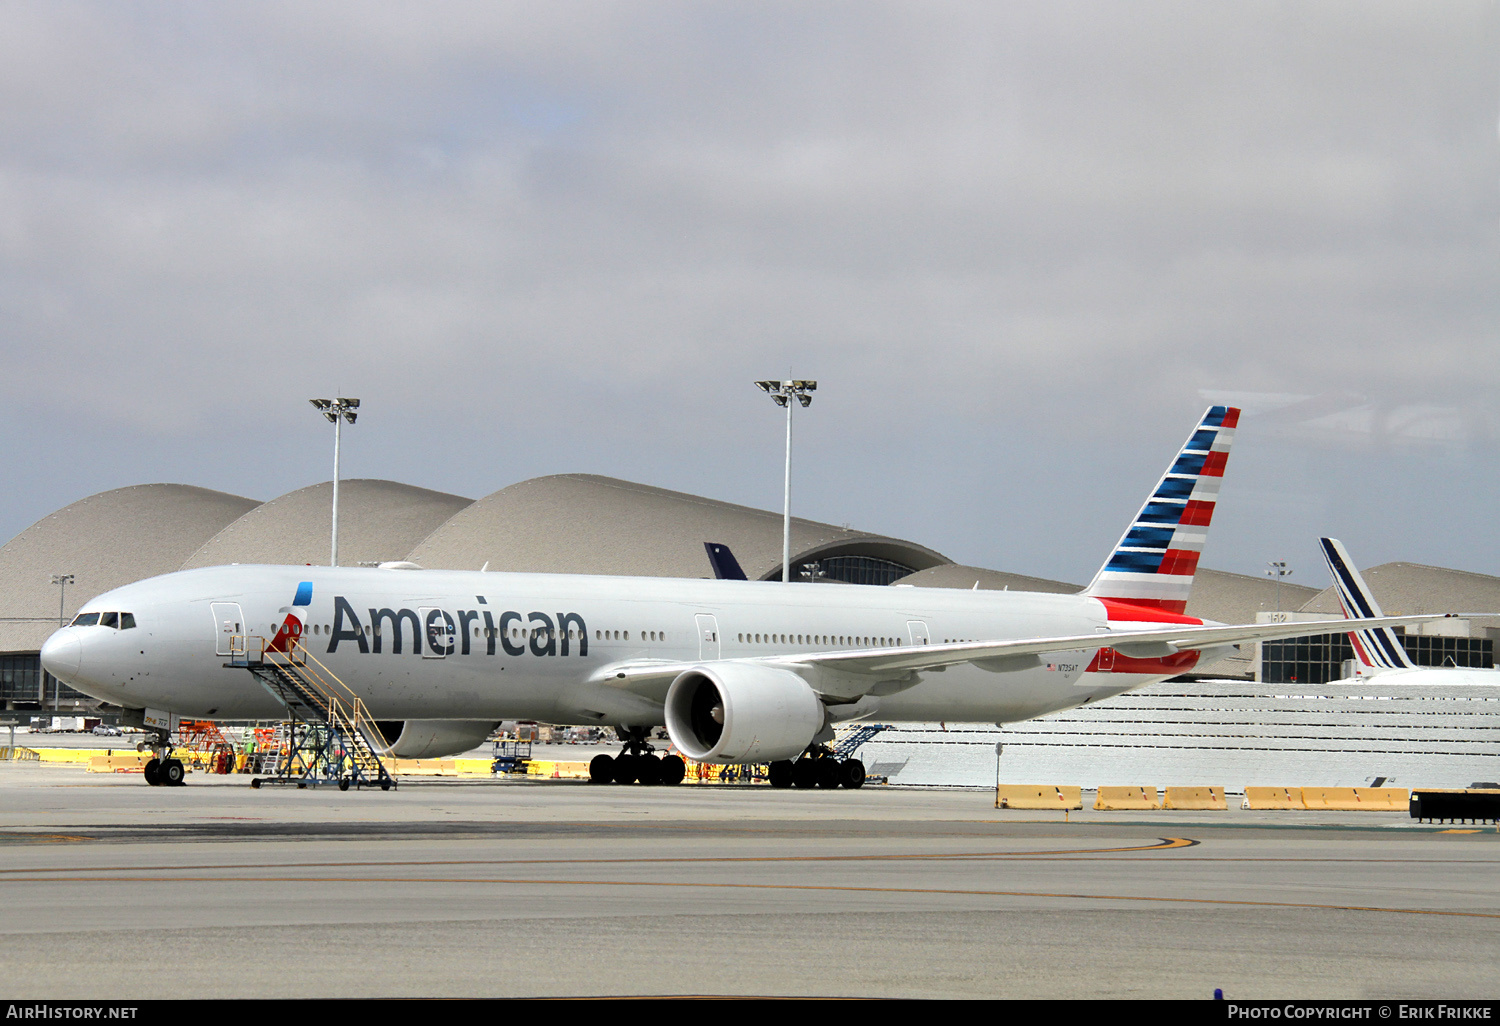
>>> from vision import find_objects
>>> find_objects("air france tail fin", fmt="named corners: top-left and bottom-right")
top-left (704, 542), bottom-right (748, 581)
top-left (1319, 537), bottom-right (1415, 675)
top-left (1081, 406), bottom-right (1240, 614)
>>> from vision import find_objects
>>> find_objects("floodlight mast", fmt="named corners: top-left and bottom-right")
top-left (1266, 560), bottom-right (1292, 614)
top-left (755, 379), bottom-right (816, 583)
top-left (310, 398), bottom-right (360, 567)
top-left (50, 573), bottom-right (73, 710)
top-left (50, 574), bottom-right (74, 628)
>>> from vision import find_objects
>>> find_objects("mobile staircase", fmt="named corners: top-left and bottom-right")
top-left (832, 723), bottom-right (891, 760)
top-left (228, 637), bottom-right (396, 791)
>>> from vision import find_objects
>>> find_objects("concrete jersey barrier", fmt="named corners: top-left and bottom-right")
top-left (995, 785), bottom-right (1084, 810)
top-left (1094, 786), bottom-right (1161, 810)
top-left (1163, 786), bottom-right (1226, 810)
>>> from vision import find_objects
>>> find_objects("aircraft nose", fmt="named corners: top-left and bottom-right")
top-left (40, 632), bottom-right (82, 683)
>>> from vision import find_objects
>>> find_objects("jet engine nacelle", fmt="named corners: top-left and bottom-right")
top-left (369, 719), bottom-right (500, 759)
top-left (664, 663), bottom-right (825, 764)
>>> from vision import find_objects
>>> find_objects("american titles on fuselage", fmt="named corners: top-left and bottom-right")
top-left (311, 595), bottom-right (590, 658)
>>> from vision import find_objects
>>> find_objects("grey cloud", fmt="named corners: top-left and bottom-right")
top-left (1, 1), bottom-right (1496, 581)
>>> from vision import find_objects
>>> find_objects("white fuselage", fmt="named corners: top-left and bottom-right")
top-left (41, 564), bottom-right (1207, 729)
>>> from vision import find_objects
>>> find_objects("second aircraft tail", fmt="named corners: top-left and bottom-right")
top-left (1319, 537), bottom-right (1416, 675)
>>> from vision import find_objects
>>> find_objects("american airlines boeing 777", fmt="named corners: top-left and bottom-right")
top-left (39, 407), bottom-right (1441, 787)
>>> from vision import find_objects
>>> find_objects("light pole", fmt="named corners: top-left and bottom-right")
top-left (1266, 560), bottom-right (1292, 613)
top-left (754, 379), bottom-right (816, 583)
top-left (309, 397), bottom-right (360, 567)
top-left (50, 574), bottom-right (73, 710)
top-left (50, 574), bottom-right (74, 627)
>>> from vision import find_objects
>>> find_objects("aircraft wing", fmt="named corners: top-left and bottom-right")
top-left (593, 614), bottom-right (1452, 702)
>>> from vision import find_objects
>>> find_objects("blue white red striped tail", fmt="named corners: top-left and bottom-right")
top-left (1081, 406), bottom-right (1239, 615)
top-left (1319, 537), bottom-right (1415, 675)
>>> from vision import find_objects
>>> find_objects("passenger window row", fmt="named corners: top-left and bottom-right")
top-left (737, 633), bottom-right (901, 648)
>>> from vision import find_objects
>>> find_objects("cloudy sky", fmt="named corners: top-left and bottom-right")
top-left (2, 2), bottom-right (1496, 586)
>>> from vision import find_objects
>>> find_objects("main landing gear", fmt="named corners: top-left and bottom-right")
top-left (138, 732), bottom-right (186, 787)
top-left (768, 748), bottom-right (866, 790)
top-left (589, 728), bottom-right (686, 786)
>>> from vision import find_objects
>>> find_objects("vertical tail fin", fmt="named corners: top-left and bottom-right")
top-left (1082, 406), bottom-right (1240, 614)
top-left (704, 542), bottom-right (748, 581)
top-left (1319, 537), bottom-right (1415, 675)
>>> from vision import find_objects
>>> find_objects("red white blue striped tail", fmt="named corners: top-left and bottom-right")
top-left (1319, 537), bottom-right (1416, 674)
top-left (1081, 406), bottom-right (1239, 615)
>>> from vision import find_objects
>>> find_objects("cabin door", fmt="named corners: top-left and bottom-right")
top-left (694, 614), bottom-right (721, 660)
top-left (210, 603), bottom-right (245, 657)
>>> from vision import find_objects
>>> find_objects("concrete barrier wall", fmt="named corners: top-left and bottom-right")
top-left (1243, 786), bottom-right (1304, 809)
top-left (525, 760), bottom-right (591, 779)
top-left (87, 754), bottom-right (152, 773)
top-left (1163, 786), bottom-right (1226, 810)
top-left (1094, 786), bottom-right (1160, 810)
top-left (1302, 786), bottom-right (1408, 811)
top-left (995, 785), bottom-right (1083, 810)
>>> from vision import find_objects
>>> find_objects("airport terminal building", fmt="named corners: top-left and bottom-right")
top-left (3, 474), bottom-right (1497, 787)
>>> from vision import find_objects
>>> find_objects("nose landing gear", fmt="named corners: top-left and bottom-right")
top-left (138, 731), bottom-right (186, 786)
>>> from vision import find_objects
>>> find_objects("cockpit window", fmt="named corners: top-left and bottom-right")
top-left (68, 611), bottom-right (134, 628)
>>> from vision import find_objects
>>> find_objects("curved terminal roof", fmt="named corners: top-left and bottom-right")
top-left (181, 479), bottom-right (472, 571)
top-left (901, 564), bottom-right (1081, 594)
top-left (1300, 562), bottom-right (1500, 633)
top-left (0, 485), bottom-right (260, 652)
top-left (407, 474), bottom-right (950, 580)
top-left (1188, 569), bottom-right (1319, 625)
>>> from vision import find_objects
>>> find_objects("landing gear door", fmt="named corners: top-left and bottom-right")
top-left (694, 614), bottom-right (721, 660)
top-left (906, 620), bottom-right (930, 646)
top-left (210, 603), bottom-right (245, 657)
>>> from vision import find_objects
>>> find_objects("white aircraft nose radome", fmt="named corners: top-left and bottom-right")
top-left (40, 631), bottom-right (82, 684)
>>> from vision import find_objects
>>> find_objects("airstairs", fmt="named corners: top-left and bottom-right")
top-left (833, 723), bottom-right (891, 760)
top-left (228, 637), bottom-right (396, 791)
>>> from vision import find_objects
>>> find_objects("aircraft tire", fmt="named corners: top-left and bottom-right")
top-left (792, 757), bottom-right (818, 788)
top-left (839, 759), bottom-right (866, 789)
top-left (143, 758), bottom-right (161, 786)
top-left (768, 760), bottom-right (794, 788)
top-left (814, 758), bottom-right (841, 789)
top-left (636, 756), bottom-right (661, 785)
top-left (658, 755), bottom-right (686, 785)
top-left (162, 759), bottom-right (185, 786)
top-left (614, 754), bottom-right (639, 785)
top-left (589, 754), bottom-right (616, 783)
